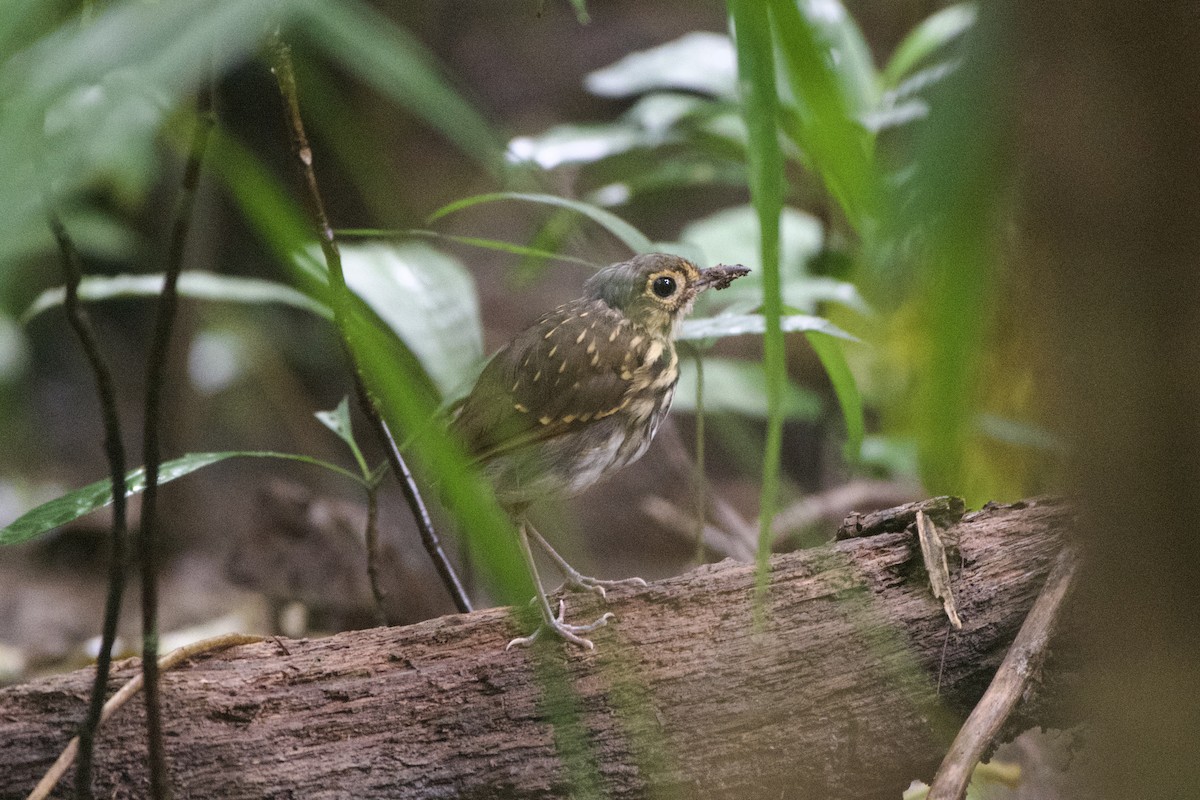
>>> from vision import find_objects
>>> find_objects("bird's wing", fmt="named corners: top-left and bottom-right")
top-left (451, 301), bottom-right (655, 464)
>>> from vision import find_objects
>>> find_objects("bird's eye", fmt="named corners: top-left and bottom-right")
top-left (652, 276), bottom-right (677, 298)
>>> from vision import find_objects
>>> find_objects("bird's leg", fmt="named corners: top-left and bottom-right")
top-left (525, 522), bottom-right (647, 599)
top-left (507, 518), bottom-right (614, 650)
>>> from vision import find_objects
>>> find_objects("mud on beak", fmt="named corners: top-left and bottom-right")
top-left (696, 263), bottom-right (751, 291)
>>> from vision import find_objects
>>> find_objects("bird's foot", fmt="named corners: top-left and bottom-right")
top-left (506, 599), bottom-right (616, 650)
top-left (559, 572), bottom-right (648, 600)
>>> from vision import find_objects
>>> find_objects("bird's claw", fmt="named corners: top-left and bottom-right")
top-left (506, 599), bottom-right (616, 650)
top-left (561, 574), bottom-right (648, 599)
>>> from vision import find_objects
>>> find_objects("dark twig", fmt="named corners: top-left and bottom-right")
top-left (690, 347), bottom-right (707, 563)
top-left (137, 82), bottom-right (215, 799)
top-left (46, 212), bottom-right (129, 800)
top-left (926, 546), bottom-right (1080, 800)
top-left (267, 34), bottom-right (472, 613)
top-left (363, 479), bottom-right (388, 626)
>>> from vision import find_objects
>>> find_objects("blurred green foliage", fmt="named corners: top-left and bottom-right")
top-left (1, 0), bottom-right (1053, 566)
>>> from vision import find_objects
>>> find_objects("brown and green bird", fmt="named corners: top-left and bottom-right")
top-left (452, 253), bottom-right (749, 648)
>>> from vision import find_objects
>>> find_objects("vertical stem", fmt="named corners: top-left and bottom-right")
top-left (691, 348), bottom-right (707, 563)
top-left (729, 0), bottom-right (787, 601)
top-left (363, 481), bottom-right (388, 626)
top-left (46, 212), bottom-right (128, 800)
top-left (267, 34), bottom-right (472, 613)
top-left (139, 81), bottom-right (215, 799)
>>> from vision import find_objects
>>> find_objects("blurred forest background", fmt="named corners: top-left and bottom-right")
top-left (1, 1), bottom-right (1198, 798)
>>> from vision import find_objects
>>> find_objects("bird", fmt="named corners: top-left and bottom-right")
top-left (451, 253), bottom-right (750, 648)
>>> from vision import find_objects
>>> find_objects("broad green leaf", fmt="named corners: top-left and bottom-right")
top-left (584, 32), bottom-right (737, 99)
top-left (21, 272), bottom-right (330, 325)
top-left (507, 93), bottom-right (711, 170)
top-left (337, 242), bottom-right (483, 399)
top-left (768, 0), bottom-right (879, 230)
top-left (675, 357), bottom-right (821, 419)
top-left (883, 3), bottom-right (977, 87)
top-left (587, 157), bottom-right (748, 208)
top-left (428, 192), bottom-right (654, 255)
top-left (789, 0), bottom-right (879, 115)
top-left (679, 312), bottom-right (857, 342)
top-left (298, 0), bottom-right (504, 176)
top-left (1, 451), bottom-right (362, 546)
top-left (804, 330), bottom-right (865, 459)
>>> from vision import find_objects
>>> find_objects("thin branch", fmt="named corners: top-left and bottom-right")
top-left (26, 634), bottom-right (264, 800)
top-left (138, 81), bottom-right (216, 799)
top-left (267, 34), bottom-right (472, 613)
top-left (690, 347), bottom-right (707, 563)
top-left (926, 546), bottom-right (1080, 800)
top-left (45, 212), bottom-right (129, 800)
top-left (363, 481), bottom-right (388, 626)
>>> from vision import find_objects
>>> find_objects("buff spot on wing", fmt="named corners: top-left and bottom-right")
top-left (586, 340), bottom-right (596, 355)
top-left (514, 403), bottom-right (529, 413)
top-left (558, 361), bottom-right (568, 374)
top-left (538, 415), bottom-right (553, 426)
top-left (609, 328), bottom-right (620, 342)
top-left (548, 344), bottom-right (558, 357)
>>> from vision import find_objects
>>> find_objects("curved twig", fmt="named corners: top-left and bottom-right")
top-left (26, 634), bottom-right (264, 800)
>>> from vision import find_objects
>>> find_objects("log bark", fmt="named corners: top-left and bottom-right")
top-left (0, 497), bottom-right (1073, 799)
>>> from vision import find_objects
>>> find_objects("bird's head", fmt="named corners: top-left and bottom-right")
top-left (583, 253), bottom-right (749, 337)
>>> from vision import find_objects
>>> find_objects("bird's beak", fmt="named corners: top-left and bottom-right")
top-left (696, 263), bottom-right (751, 291)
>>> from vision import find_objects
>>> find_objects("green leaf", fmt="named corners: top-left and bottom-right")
top-left (428, 192), bottom-right (654, 255)
top-left (674, 357), bottom-right (821, 419)
top-left (882, 3), bottom-right (977, 87)
top-left (507, 93), bottom-right (713, 170)
top-left (1, 450), bottom-right (362, 546)
top-left (584, 32), bottom-right (737, 99)
top-left (678, 312), bottom-right (857, 342)
top-left (0, 0), bottom-right (303, 286)
top-left (21, 271), bottom-right (331, 325)
top-left (804, 330), bottom-right (865, 460)
top-left (730, 0), bottom-right (787, 586)
top-left (315, 396), bottom-right (372, 477)
top-left (298, 0), bottom-right (504, 176)
top-left (768, 0), bottom-right (879, 230)
top-left (337, 241), bottom-right (484, 399)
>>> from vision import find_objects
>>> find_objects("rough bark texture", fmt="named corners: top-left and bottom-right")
top-left (0, 497), bottom-right (1072, 800)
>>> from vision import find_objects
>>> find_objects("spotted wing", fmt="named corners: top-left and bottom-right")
top-left (451, 300), bottom-right (655, 464)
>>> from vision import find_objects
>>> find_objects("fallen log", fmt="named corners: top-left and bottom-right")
top-left (0, 497), bottom-right (1073, 799)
